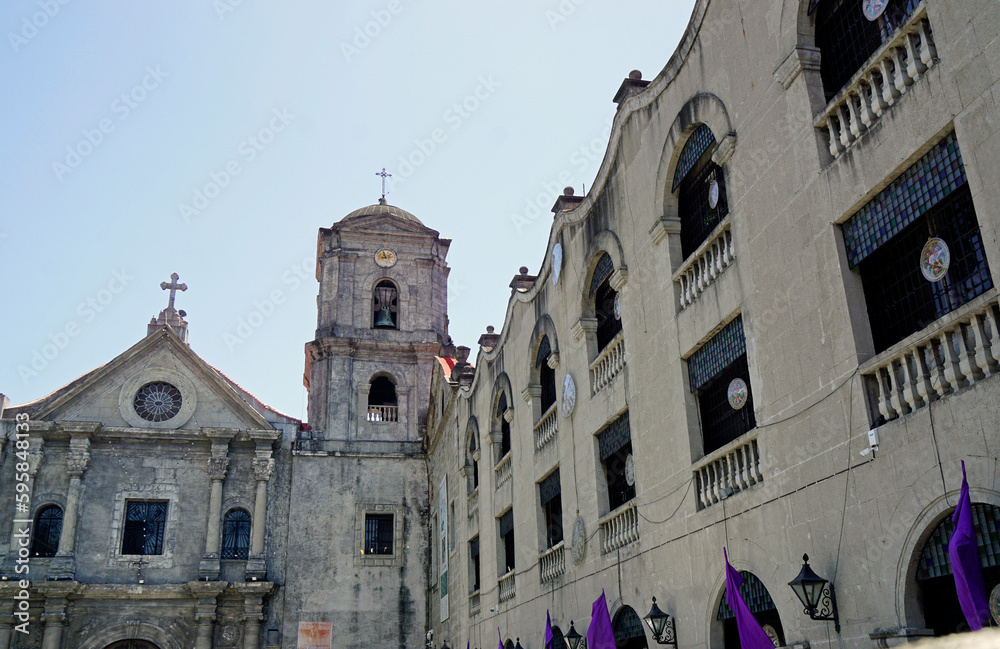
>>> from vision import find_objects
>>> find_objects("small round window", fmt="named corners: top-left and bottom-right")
top-left (133, 382), bottom-right (182, 422)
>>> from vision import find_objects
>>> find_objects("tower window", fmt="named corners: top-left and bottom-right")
top-left (373, 280), bottom-right (399, 329)
top-left (368, 375), bottom-right (399, 422)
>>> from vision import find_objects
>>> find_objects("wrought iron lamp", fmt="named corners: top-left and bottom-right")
top-left (442, 642), bottom-right (450, 649)
top-left (642, 597), bottom-right (677, 647)
top-left (787, 554), bottom-right (840, 633)
top-left (515, 639), bottom-right (524, 649)
top-left (564, 621), bottom-right (583, 649)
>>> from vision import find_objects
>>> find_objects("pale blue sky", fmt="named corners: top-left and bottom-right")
top-left (1, 0), bottom-right (695, 420)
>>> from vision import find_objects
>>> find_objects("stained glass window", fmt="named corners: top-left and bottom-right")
top-left (30, 505), bottom-right (62, 558)
top-left (688, 316), bottom-right (746, 392)
top-left (598, 411), bottom-right (631, 461)
top-left (717, 571), bottom-right (778, 620)
top-left (536, 336), bottom-right (552, 367)
top-left (122, 501), bottom-right (167, 555)
top-left (221, 509), bottom-right (251, 560)
top-left (613, 606), bottom-right (647, 643)
top-left (589, 253), bottom-right (615, 296)
top-left (133, 382), bottom-right (182, 422)
top-left (673, 125), bottom-right (716, 191)
top-left (917, 504), bottom-right (1000, 580)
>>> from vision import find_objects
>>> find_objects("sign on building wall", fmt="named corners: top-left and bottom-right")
top-left (439, 474), bottom-right (449, 621)
top-left (297, 622), bottom-right (332, 649)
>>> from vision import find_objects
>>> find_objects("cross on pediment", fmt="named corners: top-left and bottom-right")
top-left (160, 273), bottom-right (187, 310)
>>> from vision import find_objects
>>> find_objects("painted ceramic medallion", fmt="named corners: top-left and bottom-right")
top-left (625, 454), bottom-right (635, 486)
top-left (920, 237), bottom-right (950, 282)
top-left (708, 179), bottom-right (720, 209)
top-left (990, 583), bottom-right (1000, 625)
top-left (728, 378), bottom-right (748, 410)
top-left (614, 293), bottom-right (622, 320)
top-left (762, 625), bottom-right (780, 648)
top-left (561, 373), bottom-right (576, 419)
top-left (571, 516), bottom-right (587, 564)
top-left (863, 0), bottom-right (889, 21)
top-left (551, 242), bottom-right (563, 286)
top-left (374, 248), bottom-right (397, 268)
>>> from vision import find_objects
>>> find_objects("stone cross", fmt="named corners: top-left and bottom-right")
top-left (160, 273), bottom-right (187, 310)
top-left (375, 167), bottom-right (392, 200)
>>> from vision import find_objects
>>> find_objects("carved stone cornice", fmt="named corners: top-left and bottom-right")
top-left (571, 318), bottom-right (598, 341)
top-left (66, 435), bottom-right (91, 477)
top-left (207, 457), bottom-right (230, 481)
top-left (26, 442), bottom-right (45, 477)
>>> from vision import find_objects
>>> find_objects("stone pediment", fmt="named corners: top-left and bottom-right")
top-left (18, 327), bottom-right (274, 433)
top-left (334, 213), bottom-right (439, 237)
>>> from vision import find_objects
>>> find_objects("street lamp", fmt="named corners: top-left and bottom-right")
top-left (642, 597), bottom-right (677, 647)
top-left (442, 642), bottom-right (450, 649)
top-left (787, 554), bottom-right (840, 633)
top-left (564, 621), bottom-right (583, 649)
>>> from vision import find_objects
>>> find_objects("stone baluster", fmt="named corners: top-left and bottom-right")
top-left (837, 105), bottom-right (853, 150)
top-left (971, 313), bottom-right (998, 377)
top-left (200, 430), bottom-right (233, 580)
top-left (858, 82), bottom-right (877, 127)
top-left (886, 361), bottom-right (907, 416)
top-left (956, 323), bottom-right (980, 382)
top-left (752, 441), bottom-right (763, 481)
top-left (49, 431), bottom-right (92, 581)
top-left (905, 31), bottom-right (927, 81)
top-left (825, 118), bottom-right (843, 157)
top-left (985, 307), bottom-right (1000, 366)
top-left (879, 58), bottom-right (901, 106)
top-left (918, 20), bottom-right (936, 66)
top-left (940, 329), bottom-right (965, 391)
top-left (891, 47), bottom-right (913, 95)
top-left (913, 346), bottom-right (935, 405)
top-left (901, 352), bottom-right (922, 411)
top-left (867, 71), bottom-right (888, 116)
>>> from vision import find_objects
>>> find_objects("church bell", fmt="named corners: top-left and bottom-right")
top-left (374, 306), bottom-right (396, 328)
top-left (374, 285), bottom-right (397, 328)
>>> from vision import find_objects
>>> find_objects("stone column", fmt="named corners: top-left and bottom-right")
top-left (233, 581), bottom-right (273, 649)
top-left (1, 439), bottom-right (43, 578)
top-left (187, 580), bottom-right (227, 649)
top-left (199, 430), bottom-right (233, 580)
top-left (396, 386), bottom-right (410, 440)
top-left (245, 431), bottom-right (279, 581)
top-left (356, 383), bottom-right (371, 440)
top-left (49, 433), bottom-right (91, 581)
top-left (35, 581), bottom-right (79, 649)
top-left (0, 581), bottom-right (26, 649)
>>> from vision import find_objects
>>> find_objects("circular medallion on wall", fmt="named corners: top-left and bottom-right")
top-left (374, 248), bottom-right (397, 268)
top-left (727, 378), bottom-right (748, 410)
top-left (614, 293), bottom-right (622, 320)
top-left (133, 382), bottom-right (182, 422)
top-left (708, 179), bottom-right (720, 209)
top-left (571, 516), bottom-right (587, 565)
top-left (920, 237), bottom-right (950, 282)
top-left (119, 367), bottom-right (197, 429)
top-left (990, 583), bottom-right (1000, 625)
top-left (863, 0), bottom-right (889, 21)
top-left (561, 373), bottom-right (576, 419)
top-left (625, 454), bottom-right (635, 486)
top-left (762, 625), bottom-right (781, 648)
top-left (551, 242), bottom-right (563, 286)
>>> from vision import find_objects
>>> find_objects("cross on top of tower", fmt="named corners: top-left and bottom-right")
top-left (160, 272), bottom-right (187, 310)
top-left (375, 167), bottom-right (392, 203)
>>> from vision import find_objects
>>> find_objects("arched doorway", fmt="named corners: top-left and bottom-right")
top-left (105, 642), bottom-right (161, 649)
top-left (717, 571), bottom-right (783, 649)
top-left (915, 503), bottom-right (1000, 635)
top-left (612, 605), bottom-right (649, 649)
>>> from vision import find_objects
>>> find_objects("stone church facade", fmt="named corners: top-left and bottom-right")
top-left (1, 0), bottom-right (999, 648)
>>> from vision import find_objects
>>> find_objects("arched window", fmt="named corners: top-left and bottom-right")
top-left (221, 509), bottom-right (251, 560)
top-left (30, 505), bottom-right (62, 558)
top-left (814, 0), bottom-right (919, 102)
top-left (717, 571), bottom-right (784, 649)
top-left (536, 335), bottom-right (556, 414)
top-left (466, 424), bottom-right (480, 493)
top-left (496, 392), bottom-right (511, 460)
top-left (372, 280), bottom-right (399, 329)
top-left (590, 253), bottom-right (622, 352)
top-left (915, 503), bottom-right (1000, 636)
top-left (368, 375), bottom-right (398, 422)
top-left (674, 125), bottom-right (728, 259)
top-left (612, 606), bottom-right (649, 649)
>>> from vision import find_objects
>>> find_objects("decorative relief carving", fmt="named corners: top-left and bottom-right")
top-left (252, 457), bottom-right (275, 482)
top-left (208, 456), bottom-right (230, 480)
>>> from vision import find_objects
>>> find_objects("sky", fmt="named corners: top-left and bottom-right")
top-left (1, 0), bottom-right (696, 421)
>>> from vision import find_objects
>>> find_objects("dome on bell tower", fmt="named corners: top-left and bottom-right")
top-left (338, 197), bottom-right (423, 225)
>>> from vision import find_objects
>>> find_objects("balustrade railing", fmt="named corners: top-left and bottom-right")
top-left (494, 453), bottom-right (512, 490)
top-left (676, 224), bottom-right (734, 310)
top-left (864, 298), bottom-right (1000, 423)
top-left (816, 3), bottom-right (937, 158)
top-left (468, 488), bottom-right (479, 521)
top-left (590, 333), bottom-right (626, 396)
top-left (694, 436), bottom-right (762, 510)
top-left (534, 404), bottom-right (558, 451)
top-left (498, 570), bottom-right (516, 602)
top-left (469, 592), bottom-right (481, 617)
top-left (598, 500), bottom-right (639, 553)
top-left (539, 541), bottom-right (566, 582)
top-left (366, 405), bottom-right (398, 422)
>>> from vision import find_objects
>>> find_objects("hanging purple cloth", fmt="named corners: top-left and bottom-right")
top-left (586, 590), bottom-right (617, 649)
top-left (545, 610), bottom-right (554, 649)
top-left (724, 549), bottom-right (777, 649)
top-left (948, 460), bottom-right (989, 630)
top-left (498, 628), bottom-right (504, 649)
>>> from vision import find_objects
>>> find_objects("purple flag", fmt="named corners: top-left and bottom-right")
top-left (724, 549), bottom-right (776, 649)
top-left (498, 628), bottom-right (504, 649)
top-left (545, 610), bottom-right (554, 649)
top-left (586, 590), bottom-right (617, 649)
top-left (948, 461), bottom-right (989, 630)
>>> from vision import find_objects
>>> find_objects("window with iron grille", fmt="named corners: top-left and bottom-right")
top-left (469, 536), bottom-right (481, 593)
top-left (539, 469), bottom-right (563, 549)
top-left (843, 133), bottom-right (992, 353)
top-left (221, 509), bottom-right (251, 560)
top-left (590, 254), bottom-right (622, 352)
top-left (499, 509), bottom-right (515, 573)
top-left (675, 125), bottom-right (728, 259)
top-left (814, 0), bottom-right (920, 102)
top-left (364, 513), bottom-right (394, 555)
top-left (122, 501), bottom-right (167, 555)
top-left (688, 316), bottom-right (756, 455)
top-left (598, 412), bottom-right (636, 511)
top-left (537, 336), bottom-right (557, 414)
top-left (497, 393), bottom-right (511, 459)
top-left (30, 505), bottom-right (62, 558)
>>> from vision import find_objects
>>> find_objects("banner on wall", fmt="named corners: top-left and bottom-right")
top-left (297, 622), bottom-right (332, 649)
top-left (440, 474), bottom-right (449, 621)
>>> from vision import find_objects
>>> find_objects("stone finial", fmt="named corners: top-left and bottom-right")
top-left (551, 186), bottom-right (584, 214)
top-left (455, 345), bottom-right (471, 364)
top-left (478, 326), bottom-right (501, 350)
top-left (510, 267), bottom-right (537, 292)
top-left (613, 70), bottom-right (651, 107)
top-left (629, 69), bottom-right (642, 80)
